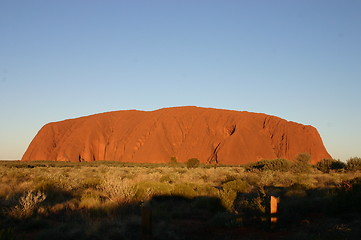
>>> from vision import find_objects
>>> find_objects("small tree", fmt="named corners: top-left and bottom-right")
top-left (169, 156), bottom-right (178, 166)
top-left (293, 153), bottom-right (312, 173)
top-left (186, 158), bottom-right (200, 168)
top-left (316, 159), bottom-right (346, 173)
top-left (295, 153), bottom-right (311, 165)
top-left (347, 157), bottom-right (361, 171)
top-left (245, 159), bottom-right (291, 172)
top-left (331, 159), bottom-right (346, 171)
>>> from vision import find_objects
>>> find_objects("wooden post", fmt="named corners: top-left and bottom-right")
top-left (265, 195), bottom-right (279, 227)
top-left (269, 196), bottom-right (279, 223)
top-left (141, 203), bottom-right (152, 240)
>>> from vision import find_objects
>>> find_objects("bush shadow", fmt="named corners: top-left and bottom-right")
top-left (1, 179), bottom-right (361, 240)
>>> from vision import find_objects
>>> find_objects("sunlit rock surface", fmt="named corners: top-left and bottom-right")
top-left (22, 106), bottom-right (331, 164)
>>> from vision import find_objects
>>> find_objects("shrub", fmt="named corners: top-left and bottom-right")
top-left (81, 177), bottom-right (101, 189)
top-left (331, 177), bottom-right (361, 214)
top-left (222, 179), bottom-right (252, 193)
top-left (295, 153), bottom-right (311, 164)
top-left (8, 191), bottom-right (46, 219)
top-left (171, 183), bottom-right (198, 198)
top-left (346, 157), bottom-right (361, 171)
top-left (316, 159), bottom-right (332, 173)
top-left (79, 189), bottom-right (102, 208)
top-left (233, 190), bottom-right (266, 221)
top-left (169, 157), bottom-right (178, 165)
top-left (245, 159), bottom-right (291, 172)
top-left (159, 174), bottom-right (174, 183)
top-left (217, 179), bottom-right (253, 212)
top-left (331, 159), bottom-right (347, 171)
top-left (217, 188), bottom-right (237, 212)
top-left (34, 180), bottom-right (71, 203)
top-left (186, 158), bottom-right (200, 168)
top-left (136, 181), bottom-right (173, 199)
top-left (98, 176), bottom-right (137, 204)
top-left (316, 159), bottom-right (346, 173)
top-left (292, 153), bottom-right (312, 173)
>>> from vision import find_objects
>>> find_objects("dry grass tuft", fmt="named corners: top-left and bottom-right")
top-left (99, 174), bottom-right (137, 204)
top-left (8, 190), bottom-right (46, 219)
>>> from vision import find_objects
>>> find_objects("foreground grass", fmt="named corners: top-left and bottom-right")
top-left (1, 161), bottom-right (361, 239)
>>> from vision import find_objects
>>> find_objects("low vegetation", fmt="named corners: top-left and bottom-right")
top-left (245, 158), bottom-right (291, 172)
top-left (186, 158), bottom-right (200, 168)
top-left (347, 157), bottom-right (361, 171)
top-left (316, 158), bottom-right (346, 173)
top-left (0, 156), bottom-right (360, 239)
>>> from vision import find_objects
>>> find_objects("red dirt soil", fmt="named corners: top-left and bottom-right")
top-left (21, 106), bottom-right (331, 164)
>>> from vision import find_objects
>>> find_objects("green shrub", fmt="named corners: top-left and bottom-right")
top-left (171, 183), bottom-right (199, 198)
top-left (81, 177), bottom-right (101, 189)
top-left (136, 181), bottom-right (172, 199)
top-left (168, 156), bottom-right (180, 168)
top-left (331, 159), bottom-right (347, 171)
top-left (34, 180), bottom-right (71, 203)
top-left (186, 158), bottom-right (200, 168)
top-left (233, 190), bottom-right (266, 220)
top-left (292, 153), bottom-right (312, 173)
top-left (169, 156), bottom-right (178, 165)
top-left (99, 177), bottom-right (137, 203)
top-left (159, 174), bottom-right (174, 183)
top-left (245, 159), bottom-right (291, 172)
top-left (217, 179), bottom-right (253, 212)
top-left (222, 179), bottom-right (252, 193)
top-left (346, 157), bottom-right (361, 171)
top-left (79, 189), bottom-right (102, 208)
top-left (316, 159), bottom-right (346, 173)
top-left (316, 159), bottom-right (332, 173)
top-left (217, 188), bottom-right (237, 212)
top-left (295, 153), bottom-right (311, 164)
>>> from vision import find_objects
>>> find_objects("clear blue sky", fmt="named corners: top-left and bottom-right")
top-left (1, 0), bottom-right (360, 161)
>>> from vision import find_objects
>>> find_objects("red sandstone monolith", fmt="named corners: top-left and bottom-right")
top-left (22, 106), bottom-right (331, 164)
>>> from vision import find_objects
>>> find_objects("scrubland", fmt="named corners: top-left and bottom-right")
top-left (1, 158), bottom-right (361, 240)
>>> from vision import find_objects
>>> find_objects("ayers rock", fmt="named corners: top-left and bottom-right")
top-left (22, 106), bottom-right (331, 164)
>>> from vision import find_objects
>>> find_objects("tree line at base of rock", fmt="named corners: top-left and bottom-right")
top-left (247, 155), bottom-right (361, 173)
top-left (173, 154), bottom-right (361, 173)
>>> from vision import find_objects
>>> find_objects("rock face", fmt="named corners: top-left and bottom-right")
top-left (22, 106), bottom-right (331, 164)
